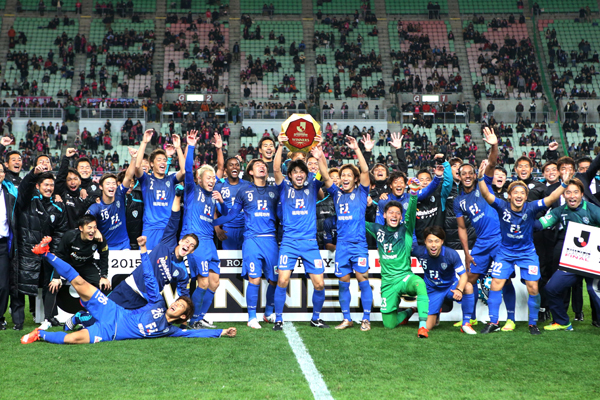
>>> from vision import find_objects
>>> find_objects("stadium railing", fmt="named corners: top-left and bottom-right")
top-left (401, 111), bottom-right (469, 124)
top-left (79, 109), bottom-right (146, 120)
top-left (0, 108), bottom-right (64, 119)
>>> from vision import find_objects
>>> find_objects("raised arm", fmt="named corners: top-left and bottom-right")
top-left (213, 133), bottom-right (225, 179)
top-left (389, 132), bottom-right (408, 174)
top-left (404, 177), bottom-right (421, 235)
top-left (213, 194), bottom-right (243, 226)
top-left (138, 236), bottom-right (161, 304)
top-left (172, 134), bottom-right (185, 183)
top-left (311, 145), bottom-right (332, 188)
top-left (134, 129), bottom-right (154, 178)
top-left (97, 229), bottom-right (110, 290)
top-left (356, 134), bottom-right (373, 187)
top-left (273, 133), bottom-right (286, 185)
top-left (121, 147), bottom-right (137, 189)
top-left (477, 160), bottom-right (496, 205)
top-left (184, 131), bottom-right (198, 193)
top-left (56, 148), bottom-right (76, 195)
top-left (482, 127), bottom-right (498, 177)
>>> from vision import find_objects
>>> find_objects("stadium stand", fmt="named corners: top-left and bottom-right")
top-left (313, 0), bottom-right (372, 15)
top-left (535, 0), bottom-right (598, 13)
top-left (92, 0), bottom-right (156, 14)
top-left (241, 0), bottom-right (300, 15)
top-left (458, 0), bottom-right (522, 14)
top-left (385, 0), bottom-right (447, 16)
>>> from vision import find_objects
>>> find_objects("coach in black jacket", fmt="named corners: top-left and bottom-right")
top-left (0, 137), bottom-right (22, 185)
top-left (0, 164), bottom-right (17, 330)
top-left (12, 167), bottom-right (68, 328)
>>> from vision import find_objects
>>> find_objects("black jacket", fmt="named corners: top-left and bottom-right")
top-left (16, 171), bottom-right (68, 296)
top-left (126, 183), bottom-right (144, 250)
top-left (0, 142), bottom-right (22, 185)
top-left (444, 181), bottom-right (476, 250)
top-left (56, 229), bottom-right (108, 284)
top-left (55, 156), bottom-right (96, 229)
top-left (80, 176), bottom-right (102, 202)
top-left (316, 193), bottom-right (335, 249)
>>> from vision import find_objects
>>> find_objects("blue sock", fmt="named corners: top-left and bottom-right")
top-left (265, 284), bottom-right (275, 316)
top-left (419, 320), bottom-right (427, 329)
top-left (528, 293), bottom-right (541, 325)
top-left (41, 331), bottom-right (67, 344)
top-left (274, 286), bottom-right (287, 322)
top-left (462, 293), bottom-right (475, 325)
top-left (312, 289), bottom-right (325, 321)
top-left (488, 290), bottom-right (502, 324)
top-left (44, 253), bottom-right (79, 282)
top-left (503, 280), bottom-right (516, 321)
top-left (190, 288), bottom-right (206, 323)
top-left (339, 281), bottom-right (351, 321)
top-left (359, 280), bottom-right (373, 321)
top-left (198, 289), bottom-right (215, 319)
top-left (246, 283), bottom-right (259, 321)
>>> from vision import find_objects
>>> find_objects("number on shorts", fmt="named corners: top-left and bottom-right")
top-left (279, 255), bottom-right (288, 266)
top-left (95, 291), bottom-right (108, 305)
top-left (201, 261), bottom-right (209, 272)
top-left (492, 261), bottom-right (502, 275)
top-left (249, 262), bottom-right (255, 273)
top-left (381, 297), bottom-right (387, 308)
top-left (335, 262), bottom-right (339, 274)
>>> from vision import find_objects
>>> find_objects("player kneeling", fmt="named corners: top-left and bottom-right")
top-left (366, 178), bottom-right (430, 338)
top-left (413, 227), bottom-right (476, 334)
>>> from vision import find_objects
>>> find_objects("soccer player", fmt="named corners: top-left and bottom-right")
top-left (214, 159), bottom-right (279, 329)
top-left (537, 178), bottom-right (600, 331)
top-left (182, 131), bottom-right (227, 329)
top-left (215, 154), bottom-right (247, 250)
top-left (478, 129), bottom-right (572, 335)
top-left (366, 180), bottom-right (431, 338)
top-left (455, 159), bottom-right (507, 329)
top-left (272, 133), bottom-right (328, 331)
top-left (135, 130), bottom-right (185, 250)
top-left (86, 149), bottom-right (136, 250)
top-left (21, 236), bottom-right (236, 344)
top-left (312, 135), bottom-right (373, 331)
top-left (75, 156), bottom-right (101, 201)
top-left (413, 226), bottom-right (476, 334)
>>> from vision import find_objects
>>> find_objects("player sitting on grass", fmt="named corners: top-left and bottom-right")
top-left (366, 178), bottom-right (431, 338)
top-left (478, 128), bottom-right (572, 335)
top-left (412, 226), bottom-right (476, 334)
top-left (21, 236), bottom-right (236, 344)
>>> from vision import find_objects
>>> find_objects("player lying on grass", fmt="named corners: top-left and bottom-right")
top-left (412, 226), bottom-right (476, 334)
top-left (478, 128), bottom-right (572, 335)
top-left (21, 236), bottom-right (236, 344)
top-left (365, 178), bottom-right (431, 338)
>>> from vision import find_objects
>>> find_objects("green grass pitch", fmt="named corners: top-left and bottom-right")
top-left (2, 305), bottom-right (600, 399)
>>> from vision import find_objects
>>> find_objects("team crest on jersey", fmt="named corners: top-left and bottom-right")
top-left (403, 202), bottom-right (408, 210)
top-left (584, 217), bottom-right (590, 224)
top-left (528, 183), bottom-right (535, 189)
top-left (394, 232), bottom-right (398, 239)
top-left (523, 214), bottom-right (527, 220)
top-left (441, 263), bottom-right (448, 270)
top-left (304, 189), bottom-right (309, 195)
top-left (163, 328), bottom-right (170, 333)
top-left (269, 192), bottom-right (275, 198)
top-left (173, 270), bottom-right (179, 277)
top-left (116, 201), bottom-right (121, 208)
top-left (132, 210), bottom-right (138, 218)
top-left (91, 185), bottom-right (97, 191)
top-left (92, 244), bottom-right (97, 251)
top-left (166, 181), bottom-right (171, 188)
top-left (503, 193), bottom-right (508, 199)
top-left (430, 196), bottom-right (435, 202)
top-left (475, 190), bottom-right (480, 197)
top-left (350, 193), bottom-right (356, 200)
top-left (50, 215), bottom-right (55, 223)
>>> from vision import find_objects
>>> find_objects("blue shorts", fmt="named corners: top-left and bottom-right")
top-left (107, 284), bottom-right (147, 309)
top-left (278, 239), bottom-right (323, 275)
top-left (427, 281), bottom-right (459, 315)
top-left (334, 241), bottom-right (369, 278)
top-left (82, 289), bottom-right (120, 343)
top-left (142, 227), bottom-right (164, 251)
top-left (492, 247), bottom-right (540, 281)
top-left (189, 239), bottom-right (220, 278)
top-left (242, 236), bottom-right (279, 281)
top-left (108, 239), bottom-right (131, 251)
top-left (222, 225), bottom-right (245, 250)
top-left (470, 240), bottom-right (500, 275)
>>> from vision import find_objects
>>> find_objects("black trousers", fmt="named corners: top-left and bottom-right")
top-left (0, 238), bottom-right (9, 320)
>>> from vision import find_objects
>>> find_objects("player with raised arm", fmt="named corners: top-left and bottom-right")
top-left (86, 149), bottom-right (136, 250)
top-left (478, 128), bottom-right (572, 335)
top-left (21, 235), bottom-right (236, 344)
top-left (366, 179), bottom-right (430, 338)
top-left (313, 134), bottom-right (373, 331)
top-left (214, 159), bottom-right (279, 328)
top-left (413, 226), bottom-right (476, 334)
top-left (272, 132), bottom-right (328, 331)
top-left (183, 131), bottom-right (228, 329)
top-left (135, 129), bottom-right (185, 250)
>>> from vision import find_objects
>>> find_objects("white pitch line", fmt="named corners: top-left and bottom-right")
top-left (283, 322), bottom-right (334, 400)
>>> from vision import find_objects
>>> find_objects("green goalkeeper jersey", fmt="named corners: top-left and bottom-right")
top-left (539, 200), bottom-right (600, 240)
top-left (366, 192), bottom-right (417, 283)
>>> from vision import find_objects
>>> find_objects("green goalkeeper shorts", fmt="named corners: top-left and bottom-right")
top-left (380, 274), bottom-right (425, 313)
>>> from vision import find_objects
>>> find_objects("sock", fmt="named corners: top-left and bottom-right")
top-left (76, 311), bottom-right (96, 328)
top-left (528, 293), bottom-right (541, 325)
top-left (189, 288), bottom-right (206, 323)
top-left (44, 253), bottom-right (79, 282)
top-left (198, 289), bottom-right (215, 319)
top-left (462, 293), bottom-right (475, 325)
top-left (416, 295), bottom-right (429, 322)
top-left (312, 289), bottom-right (325, 321)
top-left (419, 320), bottom-right (427, 329)
top-left (359, 280), bottom-right (373, 321)
top-left (265, 284), bottom-right (276, 316)
top-left (339, 281), bottom-right (351, 321)
top-left (503, 280), bottom-right (516, 321)
top-left (246, 283), bottom-right (259, 321)
top-left (41, 331), bottom-right (67, 344)
top-left (274, 286), bottom-right (286, 322)
top-left (488, 290), bottom-right (502, 325)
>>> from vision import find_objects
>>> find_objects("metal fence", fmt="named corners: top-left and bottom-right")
top-left (322, 109), bottom-right (388, 121)
top-left (241, 109), bottom-right (307, 120)
top-left (401, 112), bottom-right (470, 124)
top-left (473, 111), bottom-right (553, 124)
top-left (0, 108), bottom-right (64, 119)
top-left (79, 109), bottom-right (146, 120)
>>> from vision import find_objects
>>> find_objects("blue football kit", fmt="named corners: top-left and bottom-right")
top-left (215, 178), bottom-right (247, 250)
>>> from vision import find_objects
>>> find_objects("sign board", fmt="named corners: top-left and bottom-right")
top-left (559, 222), bottom-right (600, 279)
top-left (413, 94), bottom-right (420, 102)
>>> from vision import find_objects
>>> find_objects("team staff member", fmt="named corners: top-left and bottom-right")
top-left (0, 136), bottom-right (22, 185)
top-left (0, 162), bottom-right (17, 330)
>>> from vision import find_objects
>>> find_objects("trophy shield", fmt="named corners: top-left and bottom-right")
top-left (281, 114), bottom-right (321, 153)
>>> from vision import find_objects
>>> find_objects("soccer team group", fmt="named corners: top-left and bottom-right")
top-left (18, 126), bottom-right (600, 345)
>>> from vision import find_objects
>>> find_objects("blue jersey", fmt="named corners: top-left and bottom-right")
top-left (86, 184), bottom-right (129, 249)
top-left (454, 178), bottom-right (501, 245)
top-left (214, 183), bottom-right (279, 238)
top-left (375, 175), bottom-right (442, 225)
top-left (277, 173), bottom-right (323, 241)
top-left (491, 197), bottom-right (547, 252)
top-left (182, 146), bottom-right (227, 239)
top-left (138, 171), bottom-right (180, 229)
top-left (326, 183), bottom-right (368, 244)
top-left (214, 178), bottom-right (246, 229)
top-left (413, 245), bottom-right (465, 289)
top-left (323, 215), bottom-right (337, 246)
